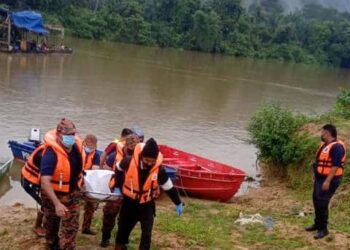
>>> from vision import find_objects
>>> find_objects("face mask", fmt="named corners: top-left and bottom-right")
top-left (62, 135), bottom-right (75, 148)
top-left (84, 146), bottom-right (93, 153)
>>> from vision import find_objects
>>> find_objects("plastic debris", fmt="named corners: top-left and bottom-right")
top-left (234, 212), bottom-right (275, 229)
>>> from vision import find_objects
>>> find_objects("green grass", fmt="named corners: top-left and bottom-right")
top-left (239, 224), bottom-right (307, 249)
top-left (156, 201), bottom-right (239, 249)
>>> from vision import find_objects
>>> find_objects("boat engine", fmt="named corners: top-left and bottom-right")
top-left (29, 128), bottom-right (41, 145)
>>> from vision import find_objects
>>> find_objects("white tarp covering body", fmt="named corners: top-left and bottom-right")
top-left (82, 169), bottom-right (122, 201)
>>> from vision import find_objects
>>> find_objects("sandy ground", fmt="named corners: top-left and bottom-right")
top-left (0, 181), bottom-right (349, 250)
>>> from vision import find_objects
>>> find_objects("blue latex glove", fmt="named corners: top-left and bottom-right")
top-left (113, 187), bottom-right (122, 196)
top-left (176, 203), bottom-right (184, 216)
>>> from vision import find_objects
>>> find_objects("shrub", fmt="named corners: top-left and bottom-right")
top-left (334, 89), bottom-right (350, 119)
top-left (248, 104), bottom-right (315, 167)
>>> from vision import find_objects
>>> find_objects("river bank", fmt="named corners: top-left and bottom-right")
top-left (1, 177), bottom-right (349, 250)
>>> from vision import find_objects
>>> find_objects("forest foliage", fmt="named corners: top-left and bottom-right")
top-left (2, 0), bottom-right (350, 68)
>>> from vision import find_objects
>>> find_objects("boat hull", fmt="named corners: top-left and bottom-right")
top-left (159, 145), bottom-right (246, 202)
top-left (0, 159), bottom-right (12, 178)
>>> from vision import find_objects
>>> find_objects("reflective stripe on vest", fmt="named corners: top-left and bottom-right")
top-left (316, 140), bottom-right (346, 176)
top-left (21, 144), bottom-right (46, 186)
top-left (122, 143), bottom-right (163, 204)
top-left (44, 129), bottom-right (83, 193)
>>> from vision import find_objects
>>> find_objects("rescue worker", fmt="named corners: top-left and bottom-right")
top-left (132, 125), bottom-right (144, 142)
top-left (21, 143), bottom-right (46, 237)
top-left (115, 138), bottom-right (184, 250)
top-left (40, 118), bottom-right (83, 250)
top-left (100, 128), bottom-right (134, 169)
top-left (305, 124), bottom-right (346, 239)
top-left (100, 133), bottom-right (140, 247)
top-left (81, 134), bottom-right (100, 235)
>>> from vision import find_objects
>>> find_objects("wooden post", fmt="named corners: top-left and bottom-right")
top-left (7, 18), bottom-right (11, 48)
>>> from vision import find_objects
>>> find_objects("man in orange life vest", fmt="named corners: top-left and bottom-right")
top-left (100, 133), bottom-right (140, 247)
top-left (21, 143), bottom-right (46, 237)
top-left (40, 118), bottom-right (83, 250)
top-left (81, 134), bottom-right (101, 235)
top-left (114, 138), bottom-right (184, 250)
top-left (305, 124), bottom-right (346, 239)
top-left (100, 128), bottom-right (134, 169)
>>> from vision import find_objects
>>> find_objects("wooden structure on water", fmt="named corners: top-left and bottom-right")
top-left (0, 8), bottom-right (72, 54)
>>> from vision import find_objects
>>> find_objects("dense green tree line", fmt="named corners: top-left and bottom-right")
top-left (2, 0), bottom-right (350, 68)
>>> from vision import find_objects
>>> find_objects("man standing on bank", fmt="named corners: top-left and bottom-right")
top-left (40, 118), bottom-right (83, 250)
top-left (114, 138), bottom-right (184, 250)
top-left (305, 124), bottom-right (346, 239)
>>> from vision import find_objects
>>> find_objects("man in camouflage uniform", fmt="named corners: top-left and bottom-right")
top-left (40, 118), bottom-right (83, 250)
top-left (42, 192), bottom-right (81, 249)
top-left (81, 134), bottom-right (100, 235)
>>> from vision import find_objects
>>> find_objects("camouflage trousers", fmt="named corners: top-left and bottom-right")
top-left (82, 196), bottom-right (98, 231)
top-left (102, 199), bottom-right (122, 239)
top-left (42, 191), bottom-right (81, 250)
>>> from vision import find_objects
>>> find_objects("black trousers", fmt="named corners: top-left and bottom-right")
top-left (116, 198), bottom-right (155, 250)
top-left (313, 175), bottom-right (341, 230)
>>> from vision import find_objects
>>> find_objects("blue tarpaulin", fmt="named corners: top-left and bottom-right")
top-left (10, 11), bottom-right (49, 35)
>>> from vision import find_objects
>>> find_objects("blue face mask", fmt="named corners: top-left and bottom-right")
top-left (84, 146), bottom-right (93, 153)
top-left (62, 135), bottom-right (75, 148)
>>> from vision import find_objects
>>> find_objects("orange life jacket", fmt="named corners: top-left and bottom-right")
top-left (82, 149), bottom-right (97, 170)
top-left (21, 144), bottom-right (46, 186)
top-left (43, 129), bottom-right (83, 193)
top-left (316, 140), bottom-right (346, 176)
top-left (109, 141), bottom-right (126, 189)
top-left (122, 143), bottom-right (163, 203)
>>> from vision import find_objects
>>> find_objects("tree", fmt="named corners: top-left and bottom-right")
top-left (193, 10), bottom-right (221, 52)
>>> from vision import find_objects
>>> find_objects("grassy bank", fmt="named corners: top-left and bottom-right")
top-left (1, 182), bottom-right (349, 250)
top-left (248, 89), bottom-right (350, 193)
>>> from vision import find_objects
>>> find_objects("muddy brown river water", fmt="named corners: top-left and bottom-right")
top-left (1, 38), bottom-right (350, 206)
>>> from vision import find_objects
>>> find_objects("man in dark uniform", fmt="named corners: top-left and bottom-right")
top-left (115, 138), bottom-right (184, 250)
top-left (305, 124), bottom-right (346, 239)
top-left (100, 133), bottom-right (140, 247)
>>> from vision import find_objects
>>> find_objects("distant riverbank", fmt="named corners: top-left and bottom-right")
top-left (3, 1), bottom-right (350, 68)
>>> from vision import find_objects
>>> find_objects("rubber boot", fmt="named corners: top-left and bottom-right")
top-left (33, 211), bottom-right (46, 237)
top-left (100, 233), bottom-right (110, 248)
top-left (115, 244), bottom-right (127, 250)
top-left (35, 210), bottom-right (44, 228)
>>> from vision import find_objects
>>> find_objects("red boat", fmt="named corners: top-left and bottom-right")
top-left (159, 145), bottom-right (246, 202)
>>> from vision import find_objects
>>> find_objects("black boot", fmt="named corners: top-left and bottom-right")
top-left (305, 224), bottom-right (318, 232)
top-left (314, 229), bottom-right (329, 239)
top-left (100, 233), bottom-right (110, 248)
top-left (48, 236), bottom-right (60, 250)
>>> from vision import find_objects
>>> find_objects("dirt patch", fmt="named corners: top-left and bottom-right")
top-left (233, 180), bottom-right (307, 213)
top-left (0, 205), bottom-right (45, 250)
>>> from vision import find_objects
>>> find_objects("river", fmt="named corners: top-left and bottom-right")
top-left (1, 38), bottom-right (350, 207)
